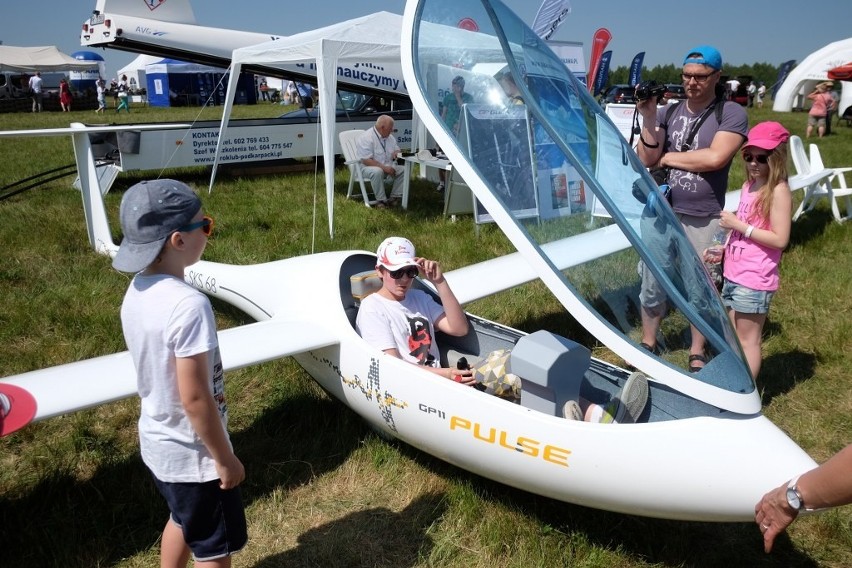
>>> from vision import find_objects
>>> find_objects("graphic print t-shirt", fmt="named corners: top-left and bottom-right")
top-left (356, 289), bottom-right (445, 367)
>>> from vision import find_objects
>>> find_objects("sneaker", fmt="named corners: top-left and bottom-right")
top-left (599, 372), bottom-right (649, 424)
top-left (562, 400), bottom-right (583, 421)
top-left (436, 182), bottom-right (445, 193)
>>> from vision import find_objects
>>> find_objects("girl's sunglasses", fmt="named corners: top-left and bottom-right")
top-left (387, 266), bottom-right (419, 279)
top-left (178, 215), bottom-right (215, 237)
top-left (742, 152), bottom-right (770, 164)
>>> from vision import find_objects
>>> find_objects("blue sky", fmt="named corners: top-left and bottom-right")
top-left (1, 0), bottom-right (849, 77)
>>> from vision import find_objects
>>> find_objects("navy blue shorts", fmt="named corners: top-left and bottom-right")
top-left (152, 475), bottom-right (247, 561)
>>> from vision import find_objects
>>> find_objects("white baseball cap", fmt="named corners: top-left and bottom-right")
top-left (376, 237), bottom-right (419, 271)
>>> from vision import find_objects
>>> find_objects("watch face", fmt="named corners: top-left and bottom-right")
top-left (786, 487), bottom-right (802, 510)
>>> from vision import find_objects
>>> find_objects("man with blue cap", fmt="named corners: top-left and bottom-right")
top-left (634, 45), bottom-right (748, 372)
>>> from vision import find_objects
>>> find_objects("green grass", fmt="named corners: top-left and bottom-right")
top-left (1, 103), bottom-right (850, 567)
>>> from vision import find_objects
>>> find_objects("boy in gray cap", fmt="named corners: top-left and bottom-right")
top-left (114, 179), bottom-right (247, 566)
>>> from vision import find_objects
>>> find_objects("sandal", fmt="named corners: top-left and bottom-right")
top-left (688, 353), bottom-right (707, 373)
top-left (640, 342), bottom-right (660, 356)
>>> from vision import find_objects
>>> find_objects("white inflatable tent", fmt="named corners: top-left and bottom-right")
top-left (773, 38), bottom-right (852, 116)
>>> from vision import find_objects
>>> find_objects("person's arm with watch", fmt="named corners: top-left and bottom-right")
top-left (755, 444), bottom-right (852, 552)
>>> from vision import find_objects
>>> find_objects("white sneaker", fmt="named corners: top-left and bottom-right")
top-left (615, 372), bottom-right (649, 423)
top-left (562, 400), bottom-right (583, 420)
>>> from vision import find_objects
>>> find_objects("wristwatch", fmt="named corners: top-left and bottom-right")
top-left (786, 476), bottom-right (805, 512)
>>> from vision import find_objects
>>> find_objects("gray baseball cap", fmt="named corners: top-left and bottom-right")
top-left (112, 179), bottom-right (201, 273)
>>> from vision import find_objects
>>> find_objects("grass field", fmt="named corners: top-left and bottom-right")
top-left (1, 100), bottom-right (850, 567)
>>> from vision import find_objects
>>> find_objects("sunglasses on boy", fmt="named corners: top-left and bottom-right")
top-left (386, 266), bottom-right (419, 279)
top-left (178, 215), bottom-right (215, 236)
top-left (742, 152), bottom-right (770, 164)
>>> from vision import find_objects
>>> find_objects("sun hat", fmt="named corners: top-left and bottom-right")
top-left (745, 121), bottom-right (790, 151)
top-left (112, 179), bottom-right (202, 273)
top-left (683, 45), bottom-right (722, 70)
top-left (0, 383), bottom-right (37, 437)
top-left (376, 237), bottom-right (419, 271)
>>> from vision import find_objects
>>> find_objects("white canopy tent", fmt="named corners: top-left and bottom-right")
top-left (0, 45), bottom-right (100, 73)
top-left (211, 11), bottom-right (512, 237)
top-left (210, 12), bottom-right (405, 238)
top-left (773, 38), bottom-right (852, 116)
top-left (118, 54), bottom-right (161, 91)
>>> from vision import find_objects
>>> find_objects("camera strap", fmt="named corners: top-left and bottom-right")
top-left (662, 97), bottom-right (725, 152)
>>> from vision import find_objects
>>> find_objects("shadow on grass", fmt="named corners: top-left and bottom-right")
top-left (387, 441), bottom-right (821, 568)
top-left (1, 393), bottom-right (369, 567)
top-left (788, 207), bottom-right (833, 249)
top-left (758, 349), bottom-right (817, 406)
top-left (251, 492), bottom-right (446, 568)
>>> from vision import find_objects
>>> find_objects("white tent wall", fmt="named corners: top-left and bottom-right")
top-left (773, 38), bottom-right (852, 116)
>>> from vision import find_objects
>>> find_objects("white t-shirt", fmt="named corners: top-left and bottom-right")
top-left (356, 289), bottom-right (444, 367)
top-left (121, 273), bottom-right (228, 483)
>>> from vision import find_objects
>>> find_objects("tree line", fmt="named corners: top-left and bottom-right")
top-left (606, 61), bottom-right (782, 88)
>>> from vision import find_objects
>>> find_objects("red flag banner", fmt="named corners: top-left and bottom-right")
top-left (586, 28), bottom-right (612, 93)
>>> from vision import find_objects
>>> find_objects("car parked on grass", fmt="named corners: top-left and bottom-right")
top-left (601, 84), bottom-right (636, 105)
top-left (663, 84), bottom-right (686, 101)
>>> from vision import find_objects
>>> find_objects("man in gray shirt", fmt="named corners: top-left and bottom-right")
top-left (634, 45), bottom-right (748, 372)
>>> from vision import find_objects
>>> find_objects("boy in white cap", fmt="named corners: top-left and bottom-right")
top-left (356, 237), bottom-right (648, 422)
top-left (114, 179), bottom-right (247, 567)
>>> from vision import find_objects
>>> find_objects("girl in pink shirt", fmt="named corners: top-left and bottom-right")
top-left (717, 122), bottom-right (792, 379)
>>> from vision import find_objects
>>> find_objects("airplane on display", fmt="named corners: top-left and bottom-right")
top-left (0, 0), bottom-right (820, 522)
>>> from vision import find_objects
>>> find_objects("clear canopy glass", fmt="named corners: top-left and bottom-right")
top-left (407, 0), bottom-right (755, 402)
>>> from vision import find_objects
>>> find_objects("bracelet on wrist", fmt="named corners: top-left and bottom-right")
top-left (640, 136), bottom-right (660, 148)
top-left (744, 224), bottom-right (755, 239)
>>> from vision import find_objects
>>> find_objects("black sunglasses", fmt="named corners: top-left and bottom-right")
top-left (742, 152), bottom-right (770, 164)
top-left (387, 266), bottom-right (419, 279)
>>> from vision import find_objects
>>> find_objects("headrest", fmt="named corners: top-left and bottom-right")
top-left (350, 270), bottom-right (382, 301)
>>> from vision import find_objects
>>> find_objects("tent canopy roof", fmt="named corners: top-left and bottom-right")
top-left (0, 45), bottom-right (100, 73)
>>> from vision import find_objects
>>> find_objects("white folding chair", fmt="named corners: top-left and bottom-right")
top-left (801, 143), bottom-right (852, 223)
top-left (338, 129), bottom-right (375, 207)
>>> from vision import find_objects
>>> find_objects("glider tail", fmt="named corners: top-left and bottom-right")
top-left (94, 0), bottom-right (197, 24)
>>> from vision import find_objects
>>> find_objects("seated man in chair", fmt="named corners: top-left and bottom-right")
top-left (356, 237), bottom-right (648, 422)
top-left (355, 115), bottom-right (405, 208)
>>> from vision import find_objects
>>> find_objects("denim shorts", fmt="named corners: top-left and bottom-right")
top-left (152, 475), bottom-right (247, 561)
top-left (721, 280), bottom-right (775, 314)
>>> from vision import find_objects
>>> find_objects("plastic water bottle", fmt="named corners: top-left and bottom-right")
top-left (705, 228), bottom-right (728, 289)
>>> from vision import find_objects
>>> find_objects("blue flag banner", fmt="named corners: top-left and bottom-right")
top-left (532, 0), bottom-right (572, 40)
top-left (592, 51), bottom-right (612, 96)
top-left (628, 52), bottom-right (645, 87)
top-left (772, 59), bottom-right (796, 99)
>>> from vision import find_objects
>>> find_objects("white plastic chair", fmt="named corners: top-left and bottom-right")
top-left (800, 143), bottom-right (852, 223)
top-left (788, 135), bottom-right (833, 221)
top-left (338, 129), bottom-right (375, 207)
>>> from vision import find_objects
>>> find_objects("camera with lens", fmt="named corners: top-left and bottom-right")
top-left (635, 80), bottom-right (666, 103)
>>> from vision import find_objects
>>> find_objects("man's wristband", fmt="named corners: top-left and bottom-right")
top-left (640, 136), bottom-right (660, 149)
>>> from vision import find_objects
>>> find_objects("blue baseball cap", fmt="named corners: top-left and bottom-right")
top-left (683, 45), bottom-right (722, 70)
